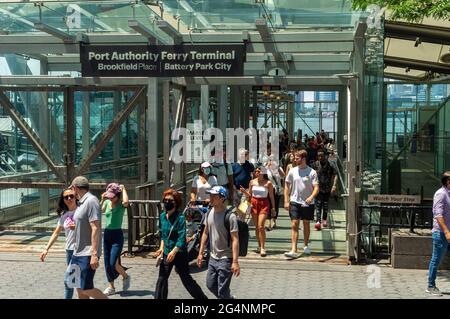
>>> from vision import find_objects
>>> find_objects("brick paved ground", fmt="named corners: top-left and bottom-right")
top-left (0, 251), bottom-right (449, 299)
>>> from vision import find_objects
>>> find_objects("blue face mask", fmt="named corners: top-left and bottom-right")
top-left (203, 168), bottom-right (211, 175)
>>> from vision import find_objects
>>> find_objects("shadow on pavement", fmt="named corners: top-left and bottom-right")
top-left (119, 290), bottom-right (154, 297)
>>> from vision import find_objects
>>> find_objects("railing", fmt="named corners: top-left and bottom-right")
top-left (332, 156), bottom-right (348, 197)
top-left (125, 199), bottom-right (161, 255)
top-left (358, 204), bottom-right (432, 259)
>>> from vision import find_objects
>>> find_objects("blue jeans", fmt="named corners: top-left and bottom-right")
top-left (103, 229), bottom-right (124, 283)
top-left (206, 257), bottom-right (233, 299)
top-left (65, 250), bottom-right (74, 299)
top-left (428, 231), bottom-right (450, 288)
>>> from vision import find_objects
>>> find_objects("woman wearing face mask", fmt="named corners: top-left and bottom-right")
top-left (100, 183), bottom-right (130, 296)
top-left (190, 162), bottom-right (218, 204)
top-left (154, 188), bottom-right (208, 299)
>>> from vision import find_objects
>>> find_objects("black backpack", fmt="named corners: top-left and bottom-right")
top-left (224, 209), bottom-right (249, 257)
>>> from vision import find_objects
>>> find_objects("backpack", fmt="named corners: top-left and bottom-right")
top-left (224, 209), bottom-right (249, 257)
top-left (206, 208), bottom-right (249, 257)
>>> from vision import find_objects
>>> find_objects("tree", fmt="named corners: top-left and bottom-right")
top-left (351, 0), bottom-right (450, 22)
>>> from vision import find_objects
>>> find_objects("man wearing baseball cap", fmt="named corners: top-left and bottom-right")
top-left (197, 186), bottom-right (240, 299)
top-left (67, 176), bottom-right (106, 299)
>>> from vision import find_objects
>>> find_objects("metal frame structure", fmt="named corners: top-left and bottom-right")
top-left (0, 1), bottom-right (371, 262)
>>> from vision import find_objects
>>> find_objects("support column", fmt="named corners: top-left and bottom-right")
top-left (147, 78), bottom-right (158, 198)
top-left (347, 78), bottom-right (358, 263)
top-left (252, 90), bottom-right (258, 129)
top-left (217, 85), bottom-right (228, 134)
top-left (337, 89), bottom-right (347, 159)
top-left (200, 85), bottom-right (209, 127)
top-left (113, 91), bottom-right (121, 179)
top-left (163, 81), bottom-right (171, 188)
top-left (39, 61), bottom-right (49, 216)
top-left (138, 96), bottom-right (146, 184)
top-left (82, 92), bottom-right (90, 159)
top-left (230, 87), bottom-right (241, 129)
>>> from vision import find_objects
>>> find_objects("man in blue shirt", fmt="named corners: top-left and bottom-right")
top-left (427, 171), bottom-right (450, 296)
top-left (232, 149), bottom-right (254, 207)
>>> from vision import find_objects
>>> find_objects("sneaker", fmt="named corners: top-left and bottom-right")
top-left (103, 287), bottom-right (115, 296)
top-left (284, 251), bottom-right (299, 259)
top-left (322, 220), bottom-right (328, 228)
top-left (123, 274), bottom-right (131, 292)
top-left (260, 249), bottom-right (267, 257)
top-left (426, 286), bottom-right (443, 296)
top-left (315, 222), bottom-right (322, 231)
top-left (303, 246), bottom-right (311, 255)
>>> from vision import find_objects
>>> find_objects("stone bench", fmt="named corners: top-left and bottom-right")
top-left (391, 228), bottom-right (450, 269)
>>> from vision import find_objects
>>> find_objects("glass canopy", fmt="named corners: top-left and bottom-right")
top-left (0, 0), bottom-right (363, 35)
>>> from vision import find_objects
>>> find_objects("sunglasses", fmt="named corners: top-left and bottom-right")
top-left (63, 194), bottom-right (75, 200)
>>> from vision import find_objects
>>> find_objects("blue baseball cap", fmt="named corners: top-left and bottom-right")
top-left (206, 186), bottom-right (228, 199)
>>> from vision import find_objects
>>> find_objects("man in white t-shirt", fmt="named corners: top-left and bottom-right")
top-left (284, 150), bottom-right (319, 258)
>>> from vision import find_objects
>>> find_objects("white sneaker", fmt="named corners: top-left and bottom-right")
top-left (103, 287), bottom-right (115, 296)
top-left (303, 246), bottom-right (311, 255)
top-left (284, 251), bottom-right (299, 258)
top-left (123, 274), bottom-right (131, 291)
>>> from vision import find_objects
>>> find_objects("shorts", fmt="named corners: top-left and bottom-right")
top-left (251, 197), bottom-right (270, 216)
top-left (64, 255), bottom-right (97, 290)
top-left (289, 202), bottom-right (315, 221)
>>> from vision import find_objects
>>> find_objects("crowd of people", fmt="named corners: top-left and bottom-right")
top-left (39, 129), bottom-right (340, 299)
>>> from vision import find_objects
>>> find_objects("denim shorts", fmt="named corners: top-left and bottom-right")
top-left (65, 255), bottom-right (97, 290)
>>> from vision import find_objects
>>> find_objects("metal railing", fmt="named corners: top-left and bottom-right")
top-left (358, 204), bottom-right (432, 259)
top-left (125, 199), bottom-right (161, 255)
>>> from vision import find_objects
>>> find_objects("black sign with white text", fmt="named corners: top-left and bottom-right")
top-left (80, 44), bottom-right (245, 77)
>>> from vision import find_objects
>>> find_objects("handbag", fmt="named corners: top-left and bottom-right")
top-left (237, 199), bottom-right (251, 219)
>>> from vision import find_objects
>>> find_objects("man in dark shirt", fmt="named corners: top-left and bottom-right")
top-left (232, 149), bottom-right (254, 207)
top-left (312, 150), bottom-right (337, 230)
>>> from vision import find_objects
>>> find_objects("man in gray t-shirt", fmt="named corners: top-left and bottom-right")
top-left (197, 186), bottom-right (240, 299)
top-left (67, 176), bottom-right (106, 299)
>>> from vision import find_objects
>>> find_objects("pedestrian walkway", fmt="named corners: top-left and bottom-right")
top-left (0, 251), bottom-right (448, 299)
top-left (245, 202), bottom-right (347, 263)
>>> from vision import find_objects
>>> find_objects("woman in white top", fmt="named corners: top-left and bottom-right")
top-left (190, 162), bottom-right (218, 203)
top-left (40, 188), bottom-right (77, 299)
top-left (240, 166), bottom-right (275, 257)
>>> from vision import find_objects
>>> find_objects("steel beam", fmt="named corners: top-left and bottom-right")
top-left (157, 20), bottom-right (182, 44)
top-left (34, 23), bottom-right (75, 43)
top-left (64, 87), bottom-right (76, 184)
top-left (0, 89), bottom-right (65, 181)
top-left (255, 19), bottom-right (289, 73)
top-left (76, 87), bottom-right (146, 175)
top-left (384, 56), bottom-right (450, 74)
top-left (385, 20), bottom-right (450, 45)
top-left (128, 20), bottom-right (166, 44)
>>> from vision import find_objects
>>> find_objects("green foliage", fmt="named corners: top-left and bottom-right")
top-left (351, 0), bottom-right (450, 22)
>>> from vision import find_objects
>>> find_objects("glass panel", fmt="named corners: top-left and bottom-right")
top-left (163, 0), bottom-right (362, 31)
top-left (0, 0), bottom-right (365, 34)
top-left (0, 90), bottom-right (64, 182)
top-left (382, 83), bottom-right (450, 199)
top-left (0, 0), bottom-right (170, 42)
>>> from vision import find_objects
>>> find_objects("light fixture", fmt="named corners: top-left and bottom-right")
top-left (414, 37), bottom-right (421, 47)
top-left (440, 52), bottom-right (450, 64)
top-left (263, 90), bottom-right (269, 97)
